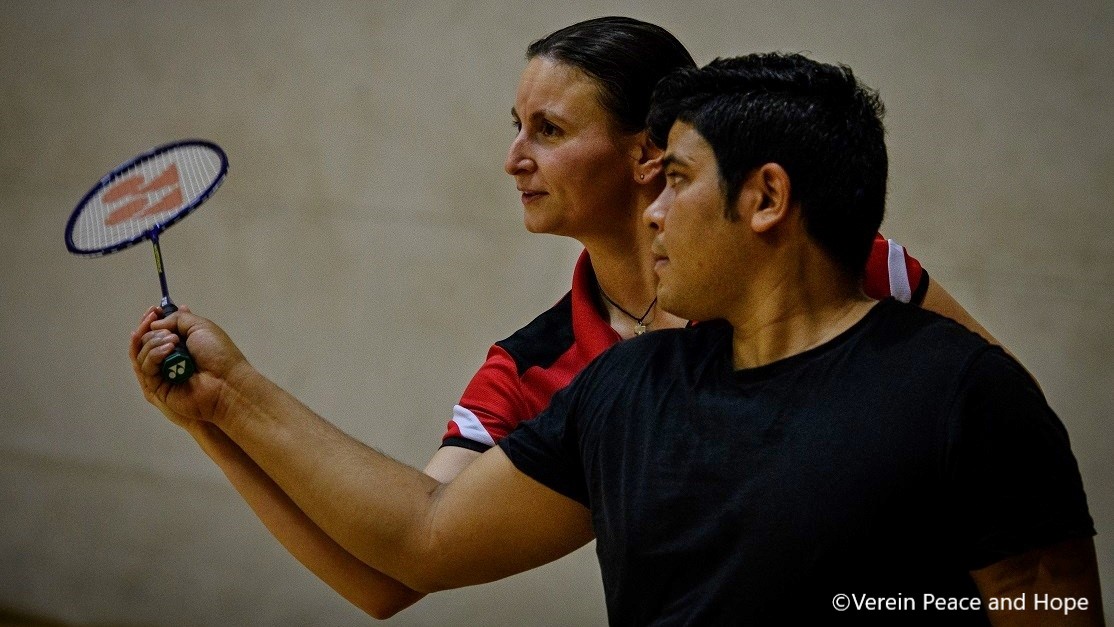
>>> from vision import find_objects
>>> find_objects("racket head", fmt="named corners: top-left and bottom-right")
top-left (65, 140), bottom-right (228, 257)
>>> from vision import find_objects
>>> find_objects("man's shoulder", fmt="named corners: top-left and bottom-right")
top-left (831, 299), bottom-right (1002, 391)
top-left (869, 298), bottom-right (991, 355)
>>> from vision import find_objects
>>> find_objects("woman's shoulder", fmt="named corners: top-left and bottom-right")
top-left (491, 291), bottom-right (577, 375)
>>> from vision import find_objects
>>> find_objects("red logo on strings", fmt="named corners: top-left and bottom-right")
top-left (102, 163), bottom-right (183, 226)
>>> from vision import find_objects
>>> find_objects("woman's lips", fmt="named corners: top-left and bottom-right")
top-left (519, 190), bottom-right (547, 204)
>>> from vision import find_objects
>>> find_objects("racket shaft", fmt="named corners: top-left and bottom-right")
top-left (151, 234), bottom-right (172, 303)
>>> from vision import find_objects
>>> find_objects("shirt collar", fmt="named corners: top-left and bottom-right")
top-left (570, 249), bottom-right (623, 357)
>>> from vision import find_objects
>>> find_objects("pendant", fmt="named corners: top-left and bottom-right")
top-left (634, 322), bottom-right (647, 335)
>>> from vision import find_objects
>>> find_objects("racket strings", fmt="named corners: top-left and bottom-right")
top-left (70, 144), bottom-right (224, 254)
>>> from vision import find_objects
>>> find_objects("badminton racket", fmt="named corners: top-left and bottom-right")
top-left (65, 139), bottom-right (228, 383)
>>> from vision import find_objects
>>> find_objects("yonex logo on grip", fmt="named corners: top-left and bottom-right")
top-left (102, 163), bottom-right (183, 226)
top-left (168, 362), bottom-right (187, 379)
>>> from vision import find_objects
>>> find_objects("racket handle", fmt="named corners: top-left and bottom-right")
top-left (161, 344), bottom-right (196, 383)
top-left (158, 303), bottom-right (196, 384)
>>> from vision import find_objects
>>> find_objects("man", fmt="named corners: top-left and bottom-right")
top-left (132, 53), bottom-right (1101, 624)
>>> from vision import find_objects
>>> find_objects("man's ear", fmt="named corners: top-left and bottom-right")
top-left (629, 131), bottom-right (664, 184)
top-left (742, 163), bottom-right (792, 233)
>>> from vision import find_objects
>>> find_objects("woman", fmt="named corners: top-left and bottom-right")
top-left (132, 16), bottom-right (998, 619)
top-left (426, 18), bottom-right (694, 482)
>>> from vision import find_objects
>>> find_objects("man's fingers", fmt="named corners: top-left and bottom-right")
top-left (130, 316), bottom-right (151, 360)
top-left (149, 307), bottom-right (197, 335)
top-left (137, 333), bottom-right (178, 376)
top-left (150, 316), bottom-right (178, 333)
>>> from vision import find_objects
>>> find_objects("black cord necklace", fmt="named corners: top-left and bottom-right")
top-left (599, 288), bottom-right (657, 335)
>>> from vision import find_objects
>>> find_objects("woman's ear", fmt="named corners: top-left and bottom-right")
top-left (629, 131), bottom-right (664, 184)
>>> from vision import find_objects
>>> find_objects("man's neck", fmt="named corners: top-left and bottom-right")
top-left (726, 250), bottom-right (875, 370)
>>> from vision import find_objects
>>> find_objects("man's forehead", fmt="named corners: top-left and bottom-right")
top-left (663, 120), bottom-right (713, 167)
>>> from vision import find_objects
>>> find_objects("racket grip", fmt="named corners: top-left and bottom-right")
top-left (161, 344), bottom-right (196, 383)
top-left (158, 304), bottom-right (196, 384)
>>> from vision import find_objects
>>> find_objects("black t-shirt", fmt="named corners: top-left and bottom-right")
top-left (499, 299), bottom-right (1094, 625)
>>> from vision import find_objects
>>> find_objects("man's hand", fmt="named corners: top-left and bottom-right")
top-left (129, 305), bottom-right (254, 429)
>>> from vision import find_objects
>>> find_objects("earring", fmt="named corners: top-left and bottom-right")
top-left (639, 173), bottom-right (645, 181)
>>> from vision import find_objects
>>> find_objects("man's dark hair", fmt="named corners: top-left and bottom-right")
top-left (527, 16), bottom-right (696, 135)
top-left (648, 53), bottom-right (888, 278)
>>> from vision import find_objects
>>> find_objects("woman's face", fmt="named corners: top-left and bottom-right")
top-left (505, 56), bottom-right (641, 239)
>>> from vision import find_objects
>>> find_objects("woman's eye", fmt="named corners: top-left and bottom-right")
top-left (511, 119), bottom-right (522, 132)
top-left (540, 121), bottom-right (560, 137)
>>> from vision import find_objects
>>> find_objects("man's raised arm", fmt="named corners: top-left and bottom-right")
top-left (132, 307), bottom-right (594, 593)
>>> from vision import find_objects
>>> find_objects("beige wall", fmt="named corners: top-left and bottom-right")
top-left (2, 1), bottom-right (1110, 624)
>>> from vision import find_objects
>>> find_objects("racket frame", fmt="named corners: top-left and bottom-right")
top-left (64, 139), bottom-right (228, 257)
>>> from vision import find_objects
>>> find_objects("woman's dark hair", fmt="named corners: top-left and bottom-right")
top-left (527, 16), bottom-right (696, 135)
top-left (648, 53), bottom-right (889, 278)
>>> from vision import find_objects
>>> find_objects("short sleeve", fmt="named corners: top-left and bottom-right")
top-left (442, 345), bottom-right (532, 452)
top-left (945, 348), bottom-right (1095, 570)
top-left (498, 377), bottom-right (590, 507)
top-left (864, 234), bottom-right (929, 304)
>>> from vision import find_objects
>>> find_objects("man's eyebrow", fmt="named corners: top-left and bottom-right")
top-left (662, 154), bottom-right (689, 169)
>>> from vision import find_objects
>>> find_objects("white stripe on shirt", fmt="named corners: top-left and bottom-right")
top-left (451, 404), bottom-right (497, 448)
top-left (886, 239), bottom-right (913, 303)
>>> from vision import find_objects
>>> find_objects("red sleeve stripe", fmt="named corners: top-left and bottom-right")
top-left (886, 238), bottom-right (913, 303)
top-left (451, 404), bottom-right (497, 448)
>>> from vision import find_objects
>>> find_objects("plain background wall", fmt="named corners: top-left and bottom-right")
top-left (2, 1), bottom-right (1110, 624)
